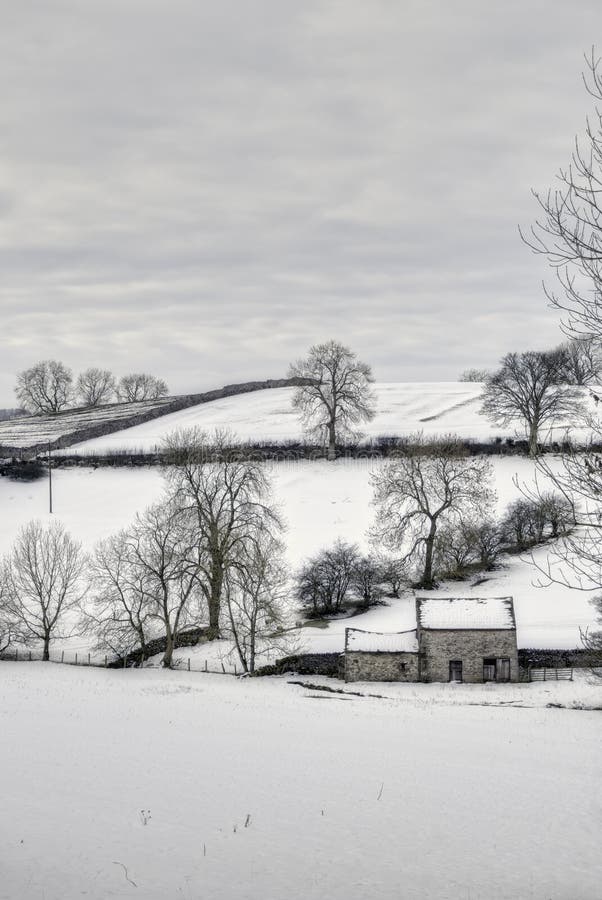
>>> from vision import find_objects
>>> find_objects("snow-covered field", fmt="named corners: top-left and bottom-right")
top-left (0, 457), bottom-right (597, 651)
top-left (1, 663), bottom-right (600, 900)
top-left (56, 382), bottom-right (599, 454)
top-left (0, 397), bottom-right (174, 450)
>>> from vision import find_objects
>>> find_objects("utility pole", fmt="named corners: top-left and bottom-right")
top-left (48, 442), bottom-right (53, 514)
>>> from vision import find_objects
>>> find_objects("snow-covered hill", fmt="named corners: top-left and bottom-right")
top-left (0, 396), bottom-right (175, 451)
top-left (57, 382), bottom-right (598, 455)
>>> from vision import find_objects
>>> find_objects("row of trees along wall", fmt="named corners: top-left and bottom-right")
top-left (15, 363), bottom-right (169, 414)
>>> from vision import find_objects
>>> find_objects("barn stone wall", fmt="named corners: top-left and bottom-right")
top-left (418, 629), bottom-right (519, 683)
top-left (345, 651), bottom-right (420, 683)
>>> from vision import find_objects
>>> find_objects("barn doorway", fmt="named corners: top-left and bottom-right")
top-left (449, 660), bottom-right (463, 682)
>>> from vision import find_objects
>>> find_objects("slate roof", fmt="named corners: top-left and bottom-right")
top-left (416, 596), bottom-right (516, 630)
top-left (345, 628), bottom-right (419, 653)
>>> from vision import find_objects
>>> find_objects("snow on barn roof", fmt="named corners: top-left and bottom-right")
top-left (345, 628), bottom-right (419, 653)
top-left (416, 596), bottom-right (516, 630)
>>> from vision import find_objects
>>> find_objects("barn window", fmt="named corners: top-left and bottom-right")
top-left (399, 662), bottom-right (407, 673)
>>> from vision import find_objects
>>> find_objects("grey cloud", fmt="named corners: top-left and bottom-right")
top-left (0, 0), bottom-right (600, 403)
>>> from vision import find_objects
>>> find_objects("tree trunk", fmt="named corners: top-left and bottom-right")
top-left (163, 629), bottom-right (174, 668)
top-left (528, 420), bottom-right (539, 457)
top-left (207, 567), bottom-right (223, 640)
top-left (249, 634), bottom-right (255, 675)
top-left (327, 420), bottom-right (336, 461)
top-left (43, 634), bottom-right (50, 661)
top-left (421, 524), bottom-right (437, 588)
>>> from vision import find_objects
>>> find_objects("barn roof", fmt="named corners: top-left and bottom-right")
top-left (345, 628), bottom-right (419, 653)
top-left (416, 596), bottom-right (516, 630)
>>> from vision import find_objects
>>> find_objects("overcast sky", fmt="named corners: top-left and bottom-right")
top-left (1, 1), bottom-right (601, 405)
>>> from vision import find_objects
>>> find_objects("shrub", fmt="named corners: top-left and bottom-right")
top-left (0, 459), bottom-right (46, 482)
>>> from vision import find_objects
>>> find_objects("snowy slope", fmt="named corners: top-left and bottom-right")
top-left (0, 458), bottom-right (597, 650)
top-left (57, 382), bottom-right (599, 454)
top-left (1, 663), bottom-right (600, 900)
top-left (0, 397), bottom-right (174, 450)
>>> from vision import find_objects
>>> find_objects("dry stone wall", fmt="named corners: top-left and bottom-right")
top-left (1, 377), bottom-right (311, 456)
top-left (345, 651), bottom-right (420, 683)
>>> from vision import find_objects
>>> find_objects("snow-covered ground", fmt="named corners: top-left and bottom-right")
top-left (0, 457), bottom-right (598, 652)
top-left (56, 382), bottom-right (599, 455)
top-left (1, 663), bottom-right (600, 900)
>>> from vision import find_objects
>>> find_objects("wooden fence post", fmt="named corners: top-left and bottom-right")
top-left (104, 655), bottom-right (108, 667)
top-left (204, 660), bottom-right (208, 673)
top-left (221, 662), bottom-right (225, 674)
top-left (187, 658), bottom-right (190, 672)
top-left (15, 648), bottom-right (18, 662)
top-left (61, 650), bottom-right (64, 663)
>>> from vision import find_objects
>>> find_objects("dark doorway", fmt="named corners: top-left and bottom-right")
top-left (449, 660), bottom-right (463, 682)
top-left (483, 658), bottom-right (496, 682)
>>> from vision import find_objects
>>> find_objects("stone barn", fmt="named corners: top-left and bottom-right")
top-left (416, 596), bottom-right (519, 683)
top-left (344, 628), bottom-right (419, 683)
top-left (344, 596), bottom-right (519, 683)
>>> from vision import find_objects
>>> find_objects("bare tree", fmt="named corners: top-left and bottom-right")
top-left (351, 554), bottom-right (384, 609)
top-left (3, 520), bottom-right (87, 659)
top-left (459, 368), bottom-right (490, 382)
top-left (526, 449), bottom-right (602, 589)
top-left (433, 521), bottom-right (477, 579)
top-left (538, 491), bottom-right (575, 538)
top-left (225, 529), bottom-right (291, 674)
top-left (377, 555), bottom-right (411, 598)
top-left (529, 448), bottom-right (602, 675)
top-left (481, 350), bottom-right (583, 456)
top-left (469, 519), bottom-right (505, 571)
top-left (0, 618), bottom-right (12, 654)
top-left (295, 540), bottom-right (360, 616)
top-left (15, 360), bottom-right (73, 414)
top-left (521, 49), bottom-right (602, 341)
top-left (0, 578), bottom-right (14, 653)
top-left (288, 340), bottom-right (376, 460)
top-left (163, 428), bottom-right (282, 640)
top-left (520, 50), bottom-right (602, 663)
top-left (117, 373), bottom-right (169, 403)
top-left (554, 338), bottom-right (602, 385)
top-left (84, 529), bottom-right (156, 661)
top-left (501, 498), bottom-right (541, 550)
top-left (580, 595), bottom-right (602, 673)
top-left (126, 500), bottom-right (203, 668)
top-left (295, 557), bottom-right (328, 617)
top-left (77, 368), bottom-right (116, 407)
top-left (371, 436), bottom-right (495, 589)
top-left (433, 518), bottom-right (505, 578)
top-left (85, 500), bottom-right (205, 668)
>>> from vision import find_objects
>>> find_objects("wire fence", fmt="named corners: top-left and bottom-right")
top-left (0, 646), bottom-right (241, 676)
